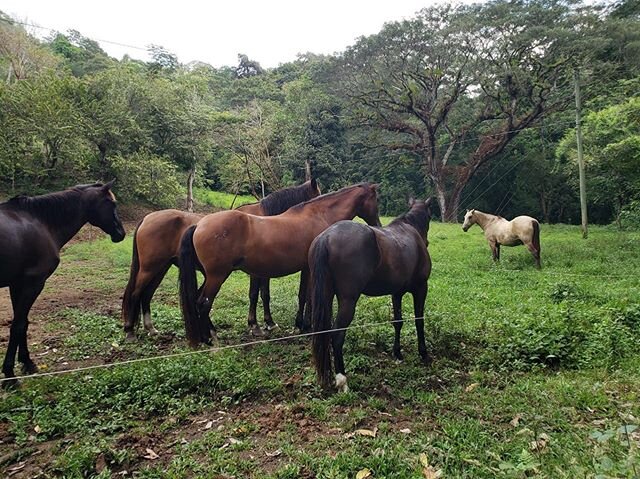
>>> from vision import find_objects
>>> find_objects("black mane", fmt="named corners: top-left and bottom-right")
top-left (2, 186), bottom-right (91, 226)
top-left (259, 181), bottom-right (317, 216)
top-left (390, 201), bottom-right (432, 235)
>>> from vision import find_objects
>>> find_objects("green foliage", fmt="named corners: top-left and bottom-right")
top-left (110, 151), bottom-right (181, 207)
top-left (193, 188), bottom-right (256, 209)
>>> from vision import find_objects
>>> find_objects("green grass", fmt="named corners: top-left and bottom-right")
top-left (1, 221), bottom-right (639, 478)
top-left (193, 188), bottom-right (257, 209)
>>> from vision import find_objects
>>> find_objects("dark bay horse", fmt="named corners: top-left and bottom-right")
top-left (462, 209), bottom-right (541, 268)
top-left (122, 179), bottom-right (321, 340)
top-left (311, 198), bottom-right (433, 392)
top-left (179, 183), bottom-right (381, 346)
top-left (0, 182), bottom-right (125, 387)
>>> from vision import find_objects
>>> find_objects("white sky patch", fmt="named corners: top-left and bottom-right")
top-left (0, 0), bottom-right (452, 68)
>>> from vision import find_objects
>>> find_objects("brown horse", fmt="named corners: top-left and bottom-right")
top-left (122, 179), bottom-right (321, 340)
top-left (462, 209), bottom-right (541, 268)
top-left (311, 198), bottom-right (433, 392)
top-left (0, 182), bottom-right (125, 387)
top-left (179, 183), bottom-right (381, 346)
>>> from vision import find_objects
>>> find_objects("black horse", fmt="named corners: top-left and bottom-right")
top-left (310, 198), bottom-right (433, 392)
top-left (0, 181), bottom-right (125, 387)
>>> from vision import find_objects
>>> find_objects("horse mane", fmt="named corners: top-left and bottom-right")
top-left (3, 185), bottom-right (95, 226)
top-left (259, 181), bottom-right (317, 216)
top-left (289, 183), bottom-right (368, 211)
top-left (390, 202), bottom-right (431, 234)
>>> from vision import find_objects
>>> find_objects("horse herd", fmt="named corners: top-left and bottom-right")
top-left (0, 180), bottom-right (541, 391)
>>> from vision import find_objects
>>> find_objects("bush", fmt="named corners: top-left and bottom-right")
top-left (109, 151), bottom-right (181, 207)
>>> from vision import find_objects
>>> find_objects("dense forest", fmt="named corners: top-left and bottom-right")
top-left (0, 0), bottom-right (639, 223)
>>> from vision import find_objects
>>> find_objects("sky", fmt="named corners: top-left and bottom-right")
top-left (1, 0), bottom-right (436, 68)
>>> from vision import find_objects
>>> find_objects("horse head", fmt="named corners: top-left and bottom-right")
top-left (462, 209), bottom-right (475, 232)
top-left (82, 180), bottom-right (126, 242)
top-left (357, 183), bottom-right (382, 227)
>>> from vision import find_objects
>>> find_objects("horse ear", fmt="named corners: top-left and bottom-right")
top-left (371, 183), bottom-right (380, 195)
top-left (103, 178), bottom-right (116, 190)
top-left (408, 197), bottom-right (415, 207)
top-left (310, 177), bottom-right (318, 190)
top-left (425, 197), bottom-right (433, 207)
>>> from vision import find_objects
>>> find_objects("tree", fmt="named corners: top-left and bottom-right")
top-left (557, 94), bottom-right (640, 226)
top-left (339, 0), bottom-right (596, 221)
top-left (0, 14), bottom-right (58, 82)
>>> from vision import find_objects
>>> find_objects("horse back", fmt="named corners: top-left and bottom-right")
top-left (137, 209), bottom-right (203, 262)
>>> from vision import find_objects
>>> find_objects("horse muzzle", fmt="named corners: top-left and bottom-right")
top-left (111, 226), bottom-right (126, 242)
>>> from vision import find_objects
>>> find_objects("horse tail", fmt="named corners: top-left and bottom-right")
top-left (310, 235), bottom-right (334, 389)
top-left (122, 221), bottom-right (142, 329)
top-left (532, 220), bottom-right (541, 252)
top-left (178, 225), bottom-right (205, 347)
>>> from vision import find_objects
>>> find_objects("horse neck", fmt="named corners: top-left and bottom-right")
top-left (309, 188), bottom-right (363, 224)
top-left (26, 192), bottom-right (88, 248)
top-left (473, 211), bottom-right (497, 230)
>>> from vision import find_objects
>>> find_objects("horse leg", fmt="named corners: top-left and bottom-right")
top-left (524, 242), bottom-right (541, 269)
top-left (197, 275), bottom-right (228, 345)
top-left (261, 279), bottom-right (278, 331)
top-left (333, 296), bottom-right (358, 393)
top-left (391, 293), bottom-right (404, 361)
top-left (123, 267), bottom-right (158, 341)
top-left (3, 279), bottom-right (45, 387)
top-left (294, 269), bottom-right (310, 333)
top-left (140, 264), bottom-right (171, 336)
top-left (412, 283), bottom-right (431, 365)
top-left (247, 276), bottom-right (264, 337)
top-left (490, 241), bottom-right (499, 262)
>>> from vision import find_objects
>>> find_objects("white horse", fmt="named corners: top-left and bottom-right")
top-left (462, 209), bottom-right (541, 268)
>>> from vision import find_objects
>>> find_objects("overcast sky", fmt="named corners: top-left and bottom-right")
top-left (1, 0), bottom-right (442, 68)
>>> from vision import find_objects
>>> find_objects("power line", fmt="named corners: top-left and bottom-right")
top-left (0, 17), bottom-right (149, 53)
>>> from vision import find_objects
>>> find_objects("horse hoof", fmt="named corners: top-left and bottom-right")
top-left (124, 332), bottom-right (137, 343)
top-left (421, 354), bottom-right (433, 366)
top-left (265, 322), bottom-right (279, 332)
top-left (393, 350), bottom-right (404, 362)
top-left (21, 362), bottom-right (39, 375)
top-left (2, 378), bottom-right (19, 390)
top-left (146, 328), bottom-right (160, 336)
top-left (250, 326), bottom-right (265, 337)
top-left (335, 373), bottom-right (349, 393)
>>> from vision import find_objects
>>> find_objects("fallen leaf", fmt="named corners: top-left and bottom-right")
top-left (143, 448), bottom-right (160, 460)
top-left (34, 425), bottom-right (42, 433)
top-left (400, 428), bottom-right (412, 434)
top-left (463, 458), bottom-right (482, 466)
top-left (355, 428), bottom-right (377, 438)
top-left (265, 449), bottom-right (282, 457)
top-left (530, 433), bottom-right (550, 452)
top-left (465, 383), bottom-right (480, 393)
top-left (203, 421), bottom-right (213, 430)
top-left (510, 414), bottom-right (522, 427)
top-left (95, 453), bottom-right (107, 473)
top-left (356, 468), bottom-right (373, 479)
top-left (419, 453), bottom-right (430, 468)
top-left (422, 466), bottom-right (443, 479)
top-left (228, 437), bottom-right (241, 444)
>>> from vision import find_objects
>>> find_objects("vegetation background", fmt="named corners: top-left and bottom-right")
top-left (0, 0), bottom-right (639, 225)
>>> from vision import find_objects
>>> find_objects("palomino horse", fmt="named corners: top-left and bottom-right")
top-left (122, 179), bottom-right (321, 340)
top-left (0, 182), bottom-right (125, 387)
top-left (179, 183), bottom-right (381, 346)
top-left (311, 198), bottom-right (433, 392)
top-left (462, 209), bottom-right (541, 268)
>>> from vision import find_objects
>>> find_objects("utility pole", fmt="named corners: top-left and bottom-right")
top-left (574, 69), bottom-right (588, 238)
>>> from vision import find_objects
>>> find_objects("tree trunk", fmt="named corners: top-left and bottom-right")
top-left (305, 159), bottom-right (312, 181)
top-left (186, 166), bottom-right (195, 212)
top-left (432, 175), bottom-right (463, 223)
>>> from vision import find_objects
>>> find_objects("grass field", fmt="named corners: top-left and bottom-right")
top-left (193, 188), bottom-right (257, 210)
top-left (1, 220), bottom-right (639, 478)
